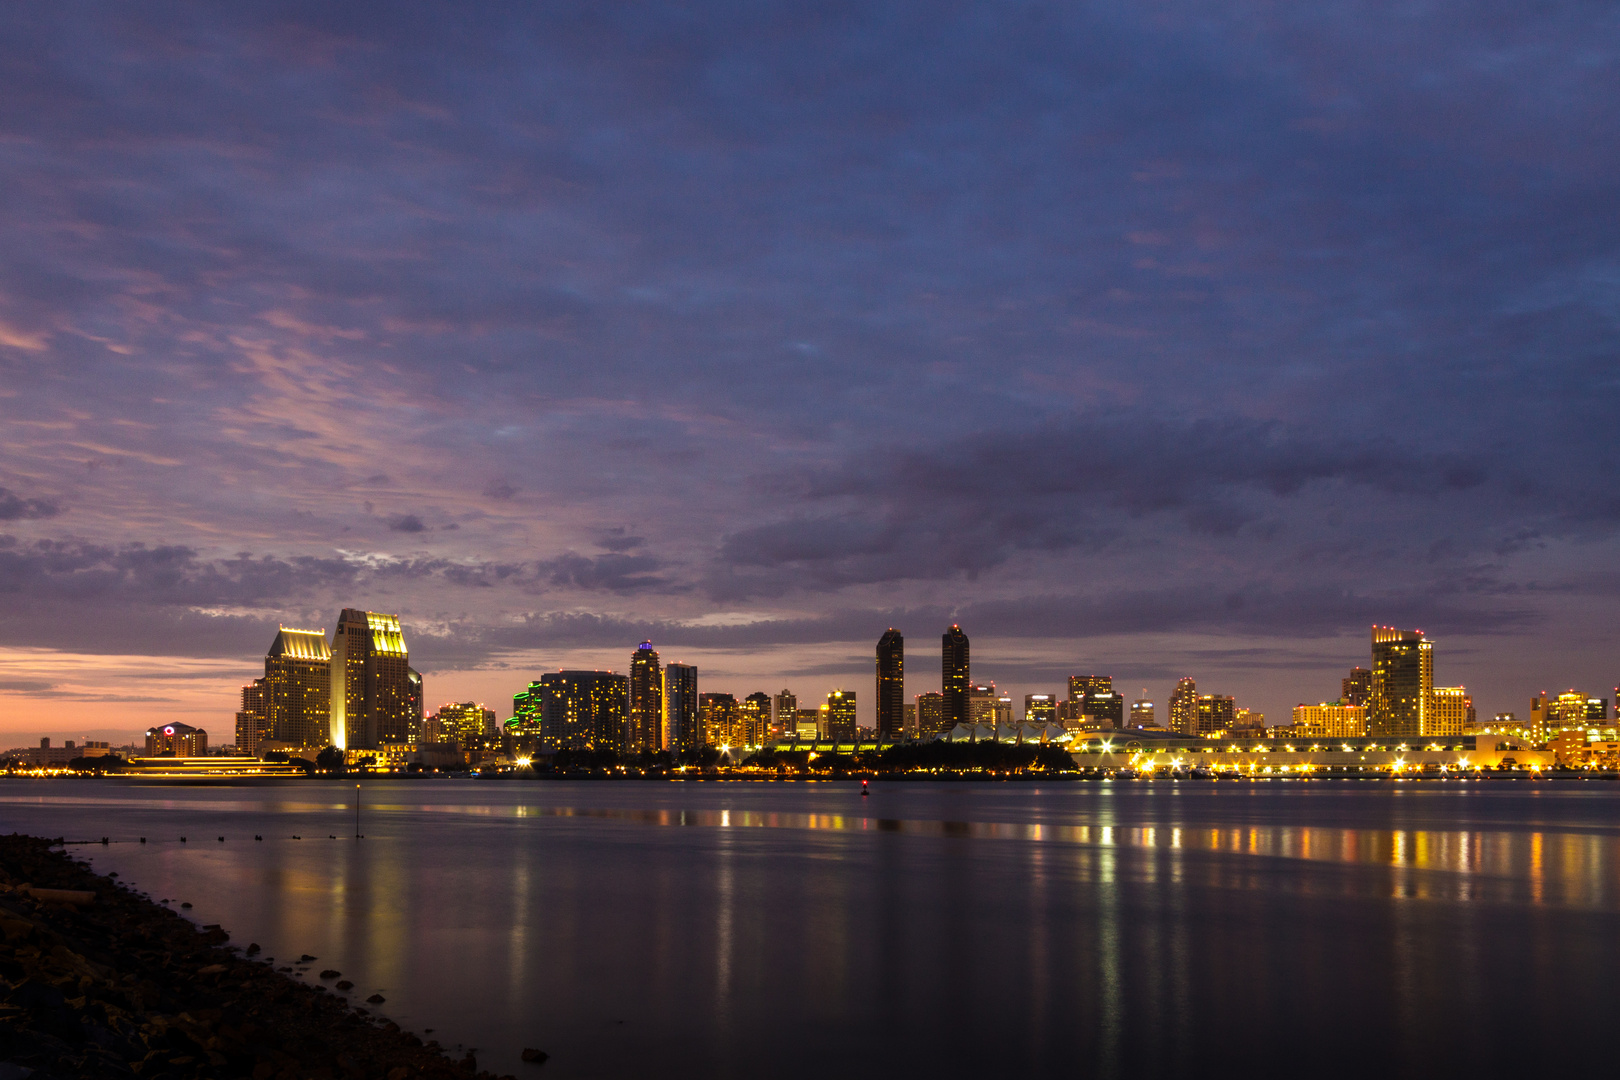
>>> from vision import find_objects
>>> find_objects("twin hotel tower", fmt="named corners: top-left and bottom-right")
top-left (226, 610), bottom-right (1593, 762)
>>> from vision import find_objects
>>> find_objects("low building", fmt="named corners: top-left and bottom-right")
top-left (145, 724), bottom-right (208, 757)
top-left (1070, 733), bottom-right (1553, 774)
top-left (1288, 702), bottom-right (1367, 738)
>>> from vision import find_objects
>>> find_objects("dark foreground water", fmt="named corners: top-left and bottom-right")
top-left (2, 777), bottom-right (1618, 1078)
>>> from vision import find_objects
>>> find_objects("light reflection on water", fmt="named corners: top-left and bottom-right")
top-left (2, 779), bottom-right (1618, 1079)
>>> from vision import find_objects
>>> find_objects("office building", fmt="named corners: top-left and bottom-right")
top-left (1368, 627), bottom-right (1432, 739)
top-left (1529, 694), bottom-right (1551, 743)
top-left (264, 627), bottom-right (332, 750)
top-left (1587, 697), bottom-right (1609, 722)
top-left (329, 609), bottom-right (417, 751)
top-left (628, 642), bottom-right (663, 753)
top-left (435, 702), bottom-right (496, 748)
top-left (794, 708), bottom-right (821, 738)
top-left (1169, 677), bottom-right (1198, 735)
top-left (876, 629), bottom-right (905, 741)
top-left (511, 681), bottom-right (545, 736)
top-left (743, 692), bottom-right (772, 746)
top-left (1197, 694), bottom-right (1235, 735)
top-left (536, 671), bottom-right (630, 753)
top-left (968, 684), bottom-right (999, 727)
top-left (665, 663), bottom-right (699, 753)
top-left (1233, 708), bottom-right (1266, 734)
top-left (773, 689), bottom-right (797, 740)
top-left (146, 722), bottom-right (207, 757)
top-left (903, 702), bottom-right (918, 737)
top-left (916, 692), bottom-right (948, 738)
top-left (1550, 690), bottom-right (1590, 735)
top-left (1025, 694), bottom-right (1059, 725)
top-left (237, 677), bottom-right (268, 757)
top-left (942, 625), bottom-right (970, 727)
top-left (1290, 702), bottom-right (1367, 738)
top-left (1429, 687), bottom-right (1472, 737)
top-left (700, 692), bottom-right (741, 747)
top-left (1070, 675), bottom-right (1124, 728)
top-left (1128, 692), bottom-right (1155, 729)
top-left (1342, 667), bottom-right (1372, 708)
top-left (823, 689), bottom-right (857, 742)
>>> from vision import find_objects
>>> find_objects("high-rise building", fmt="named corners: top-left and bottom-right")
top-left (903, 702), bottom-right (917, 737)
top-left (329, 609), bottom-right (415, 751)
top-left (876, 629), bottom-right (905, 742)
top-left (700, 692), bottom-right (740, 747)
top-left (1586, 697), bottom-right (1609, 722)
top-left (511, 681), bottom-right (545, 736)
top-left (942, 625), bottom-right (970, 727)
top-left (264, 627), bottom-right (332, 749)
top-left (539, 671), bottom-right (630, 753)
top-left (1197, 694), bottom-right (1235, 735)
top-left (968, 683), bottom-right (999, 727)
top-left (823, 689), bottom-right (857, 743)
top-left (435, 702), bottom-right (496, 747)
top-left (236, 677), bottom-right (268, 757)
top-left (628, 642), bottom-right (663, 753)
top-left (916, 692), bottom-right (948, 738)
top-left (1290, 702), bottom-right (1367, 738)
top-left (1069, 675), bottom-right (1123, 728)
top-left (1168, 677), bottom-right (1198, 735)
top-left (773, 689), bottom-right (797, 741)
top-left (1529, 694), bottom-right (1551, 743)
top-left (665, 663), bottom-right (699, 753)
top-left (1548, 690), bottom-right (1590, 736)
top-left (1367, 627), bottom-right (1432, 739)
top-left (1429, 687), bottom-right (1472, 737)
top-left (743, 692), bottom-right (772, 746)
top-left (1129, 692), bottom-right (1155, 729)
top-left (1025, 694), bottom-right (1058, 725)
top-left (794, 708), bottom-right (820, 738)
top-left (1342, 667), bottom-right (1372, 708)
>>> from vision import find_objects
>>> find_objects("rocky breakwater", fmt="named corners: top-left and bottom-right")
top-left (0, 834), bottom-right (519, 1080)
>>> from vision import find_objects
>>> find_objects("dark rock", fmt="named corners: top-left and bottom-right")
top-left (366, 994), bottom-right (386, 1004)
top-left (245, 942), bottom-right (261, 956)
top-left (336, 980), bottom-right (354, 991)
top-left (522, 1048), bottom-right (550, 1064)
top-left (319, 969), bottom-right (341, 979)
top-left (297, 954), bottom-right (317, 963)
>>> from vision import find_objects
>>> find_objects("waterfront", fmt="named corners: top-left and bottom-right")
top-left (4, 779), bottom-right (1619, 1078)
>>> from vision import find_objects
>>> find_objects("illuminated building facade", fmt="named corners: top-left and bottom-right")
top-left (237, 677), bottom-right (267, 757)
top-left (743, 692), bottom-right (772, 745)
top-left (916, 692), bottom-right (948, 738)
top-left (1550, 690), bottom-right (1591, 734)
top-left (942, 625), bottom-right (970, 727)
top-left (511, 681), bottom-right (545, 736)
top-left (1070, 675), bottom-right (1123, 728)
top-left (794, 708), bottom-right (820, 738)
top-left (146, 722), bottom-right (207, 757)
top-left (1529, 694), bottom-right (1551, 742)
top-left (823, 689), bottom-right (857, 742)
top-left (1368, 627), bottom-right (1431, 738)
top-left (665, 663), bottom-right (699, 753)
top-left (700, 692), bottom-right (741, 747)
top-left (1290, 702), bottom-right (1367, 738)
top-left (876, 629), bottom-right (905, 741)
top-left (628, 642), bottom-right (663, 752)
top-left (435, 702), bottom-right (496, 748)
top-left (1129, 694), bottom-right (1155, 728)
top-left (1197, 694), bottom-right (1235, 735)
top-left (1169, 677), bottom-right (1198, 735)
top-left (903, 702), bottom-right (917, 737)
top-left (539, 671), bottom-right (630, 753)
top-left (1025, 694), bottom-right (1058, 725)
top-left (329, 609), bottom-right (416, 751)
top-left (773, 689), bottom-right (797, 740)
top-left (265, 627), bottom-right (332, 749)
top-left (1342, 667), bottom-right (1372, 708)
top-left (1587, 697), bottom-right (1609, 721)
top-left (1429, 687), bottom-right (1472, 737)
top-left (968, 683), bottom-right (998, 727)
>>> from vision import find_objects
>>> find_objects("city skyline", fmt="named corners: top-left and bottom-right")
top-left (1, 6), bottom-right (1616, 745)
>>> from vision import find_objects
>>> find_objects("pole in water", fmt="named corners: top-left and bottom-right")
top-left (355, 783), bottom-right (360, 839)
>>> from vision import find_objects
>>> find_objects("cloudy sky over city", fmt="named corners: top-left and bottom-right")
top-left (1, 2), bottom-right (1617, 741)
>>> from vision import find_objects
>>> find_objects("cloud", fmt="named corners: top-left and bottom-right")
top-left (536, 552), bottom-right (670, 594)
top-left (482, 480), bottom-right (517, 500)
top-left (388, 514), bottom-right (427, 533)
top-left (0, 488), bottom-right (61, 521)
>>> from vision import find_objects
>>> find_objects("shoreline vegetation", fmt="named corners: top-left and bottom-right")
top-left (0, 834), bottom-right (525, 1080)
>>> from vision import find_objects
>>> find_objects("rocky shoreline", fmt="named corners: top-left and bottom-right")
top-left (0, 834), bottom-right (522, 1080)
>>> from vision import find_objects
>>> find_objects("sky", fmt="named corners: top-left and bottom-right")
top-left (1, 1), bottom-right (1617, 745)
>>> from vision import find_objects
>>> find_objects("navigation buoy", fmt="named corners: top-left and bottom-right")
top-left (861, 779), bottom-right (869, 797)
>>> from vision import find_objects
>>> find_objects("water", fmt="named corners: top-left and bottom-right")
top-left (3, 777), bottom-right (1619, 1078)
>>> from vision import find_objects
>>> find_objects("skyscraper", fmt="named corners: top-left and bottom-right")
top-left (968, 683), bottom-right (998, 727)
top-left (1169, 677), bottom-right (1198, 735)
top-left (237, 677), bottom-right (267, 757)
top-left (1129, 693), bottom-right (1154, 729)
top-left (700, 692), bottom-right (741, 747)
top-left (1197, 694), bottom-right (1235, 735)
top-left (773, 689), bottom-right (797, 740)
top-left (1342, 667), bottom-right (1372, 708)
top-left (942, 625), bottom-right (970, 727)
top-left (540, 671), bottom-right (630, 753)
top-left (265, 627), bottom-right (332, 749)
top-left (1367, 627), bottom-right (1432, 739)
top-left (916, 692), bottom-right (947, 737)
top-left (1025, 694), bottom-right (1058, 725)
top-left (824, 689), bottom-right (857, 743)
top-left (329, 609), bottom-right (416, 751)
top-left (876, 629), bottom-right (905, 742)
top-left (1069, 675), bottom-right (1124, 728)
top-left (628, 642), bottom-right (663, 753)
top-left (664, 663), bottom-right (699, 753)
top-left (435, 702), bottom-right (497, 747)
top-left (1429, 687), bottom-right (1471, 737)
top-left (743, 692), bottom-right (772, 745)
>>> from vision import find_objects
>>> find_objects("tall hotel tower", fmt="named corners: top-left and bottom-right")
top-left (1367, 626), bottom-right (1432, 739)
top-left (876, 629), bottom-right (905, 742)
top-left (329, 609), bottom-right (418, 750)
top-left (628, 642), bottom-right (664, 752)
top-left (265, 627), bottom-right (331, 749)
top-left (942, 624), bottom-right (970, 728)
top-left (665, 662), bottom-right (699, 753)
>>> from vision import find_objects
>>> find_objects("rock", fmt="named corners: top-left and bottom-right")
top-left (336, 980), bottom-right (354, 991)
top-left (521, 1048), bottom-right (550, 1064)
top-left (298, 954), bottom-right (317, 962)
top-left (320, 969), bottom-right (341, 979)
top-left (366, 993), bottom-right (386, 1004)
top-left (246, 942), bottom-right (261, 955)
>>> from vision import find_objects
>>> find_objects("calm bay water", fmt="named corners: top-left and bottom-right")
top-left (3, 777), bottom-right (1619, 1078)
